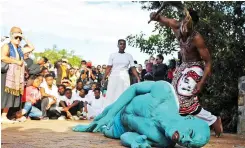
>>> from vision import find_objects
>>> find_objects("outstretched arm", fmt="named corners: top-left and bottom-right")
top-left (150, 12), bottom-right (180, 35)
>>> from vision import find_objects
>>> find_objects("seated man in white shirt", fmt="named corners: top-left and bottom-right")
top-left (39, 74), bottom-right (58, 120)
top-left (47, 84), bottom-right (67, 119)
top-left (58, 88), bottom-right (80, 120)
top-left (72, 80), bottom-right (84, 96)
top-left (87, 83), bottom-right (102, 98)
top-left (77, 88), bottom-right (89, 119)
top-left (84, 88), bottom-right (105, 120)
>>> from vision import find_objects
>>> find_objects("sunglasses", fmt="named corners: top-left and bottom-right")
top-left (14, 36), bottom-right (22, 41)
top-left (62, 61), bottom-right (67, 63)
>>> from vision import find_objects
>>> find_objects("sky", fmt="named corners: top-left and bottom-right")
top-left (0, 0), bottom-right (178, 66)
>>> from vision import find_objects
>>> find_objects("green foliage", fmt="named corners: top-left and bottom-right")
top-left (33, 45), bottom-right (82, 67)
top-left (127, 1), bottom-right (245, 132)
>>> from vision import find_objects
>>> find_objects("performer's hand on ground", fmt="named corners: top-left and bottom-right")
top-left (150, 12), bottom-right (160, 21)
top-left (131, 135), bottom-right (151, 148)
top-left (192, 82), bottom-right (203, 95)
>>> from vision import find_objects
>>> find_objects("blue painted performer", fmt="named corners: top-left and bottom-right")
top-left (73, 81), bottom-right (210, 148)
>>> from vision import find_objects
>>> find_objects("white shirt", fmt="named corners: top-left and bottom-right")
top-left (60, 94), bottom-right (80, 106)
top-left (72, 89), bottom-right (80, 96)
top-left (57, 94), bottom-right (66, 106)
top-left (108, 52), bottom-right (134, 76)
top-left (40, 82), bottom-right (58, 98)
top-left (87, 90), bottom-right (103, 98)
top-left (87, 96), bottom-right (105, 110)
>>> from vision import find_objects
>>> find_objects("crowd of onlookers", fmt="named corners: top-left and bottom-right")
top-left (1, 27), bottom-right (178, 123)
top-left (17, 55), bottom-right (177, 121)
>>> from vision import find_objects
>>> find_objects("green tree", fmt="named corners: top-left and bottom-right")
top-left (33, 45), bottom-right (82, 67)
top-left (127, 1), bottom-right (245, 132)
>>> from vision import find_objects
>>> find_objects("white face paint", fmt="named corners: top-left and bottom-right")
top-left (177, 76), bottom-right (197, 96)
top-left (177, 67), bottom-right (204, 97)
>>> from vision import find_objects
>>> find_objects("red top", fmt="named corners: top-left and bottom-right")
top-left (167, 68), bottom-right (176, 80)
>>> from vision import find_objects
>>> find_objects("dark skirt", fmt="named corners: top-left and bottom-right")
top-left (1, 72), bottom-right (21, 108)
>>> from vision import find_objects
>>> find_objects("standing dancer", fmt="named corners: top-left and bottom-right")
top-left (102, 39), bottom-right (140, 108)
top-left (150, 8), bottom-right (223, 136)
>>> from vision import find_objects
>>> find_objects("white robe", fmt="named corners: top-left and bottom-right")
top-left (103, 52), bottom-right (134, 108)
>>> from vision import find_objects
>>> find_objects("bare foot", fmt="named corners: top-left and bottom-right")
top-left (216, 117), bottom-right (223, 137)
top-left (212, 116), bottom-right (223, 138)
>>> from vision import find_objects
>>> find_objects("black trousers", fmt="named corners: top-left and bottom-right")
top-left (59, 101), bottom-right (84, 117)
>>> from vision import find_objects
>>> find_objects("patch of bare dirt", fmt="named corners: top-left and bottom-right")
top-left (1, 120), bottom-right (245, 148)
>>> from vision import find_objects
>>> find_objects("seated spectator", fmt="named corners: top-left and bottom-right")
top-left (84, 88), bottom-right (105, 119)
top-left (69, 67), bottom-right (77, 88)
top-left (42, 84), bottom-right (67, 119)
top-left (16, 75), bottom-right (42, 120)
top-left (78, 88), bottom-right (89, 102)
top-left (77, 88), bottom-right (89, 119)
top-left (40, 74), bottom-right (58, 120)
top-left (87, 83), bottom-right (102, 98)
top-left (58, 88), bottom-right (80, 120)
top-left (72, 80), bottom-right (83, 96)
top-left (57, 84), bottom-right (66, 99)
top-left (61, 77), bottom-right (72, 88)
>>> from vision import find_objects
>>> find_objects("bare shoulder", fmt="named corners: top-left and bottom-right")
top-left (1, 43), bottom-right (9, 50)
top-left (1, 43), bottom-right (10, 55)
top-left (193, 32), bottom-right (206, 47)
top-left (193, 31), bottom-right (204, 41)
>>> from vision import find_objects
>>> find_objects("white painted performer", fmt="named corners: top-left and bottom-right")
top-left (101, 39), bottom-right (140, 108)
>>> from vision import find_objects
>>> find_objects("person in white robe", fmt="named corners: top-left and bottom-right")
top-left (101, 39), bottom-right (140, 108)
